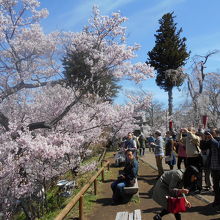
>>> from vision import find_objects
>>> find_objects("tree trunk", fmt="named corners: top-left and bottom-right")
top-left (192, 97), bottom-right (201, 127)
top-left (0, 112), bottom-right (9, 131)
top-left (168, 88), bottom-right (173, 116)
top-left (151, 106), bottom-right (154, 127)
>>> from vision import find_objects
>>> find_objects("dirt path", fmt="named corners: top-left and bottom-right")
top-left (87, 157), bottom-right (220, 220)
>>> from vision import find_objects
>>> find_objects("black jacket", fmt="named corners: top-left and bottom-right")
top-left (122, 159), bottom-right (138, 183)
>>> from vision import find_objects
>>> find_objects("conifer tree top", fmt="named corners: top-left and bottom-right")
top-left (147, 12), bottom-right (190, 91)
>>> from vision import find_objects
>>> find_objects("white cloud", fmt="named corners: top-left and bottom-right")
top-left (99, 0), bottom-right (135, 13)
top-left (58, 0), bottom-right (136, 30)
top-left (124, 0), bottom-right (187, 41)
top-left (144, 0), bottom-right (186, 15)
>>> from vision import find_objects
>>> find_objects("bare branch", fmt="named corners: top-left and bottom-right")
top-left (0, 79), bottom-right (65, 102)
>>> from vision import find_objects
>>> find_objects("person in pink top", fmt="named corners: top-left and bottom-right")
top-left (175, 139), bottom-right (187, 169)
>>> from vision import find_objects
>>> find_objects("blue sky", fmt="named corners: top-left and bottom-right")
top-left (39, 0), bottom-right (220, 108)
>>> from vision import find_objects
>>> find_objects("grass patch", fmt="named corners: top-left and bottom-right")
top-left (14, 152), bottom-right (114, 220)
top-left (130, 194), bottom-right (140, 204)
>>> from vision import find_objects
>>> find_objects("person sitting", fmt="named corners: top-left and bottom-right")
top-left (111, 149), bottom-right (138, 204)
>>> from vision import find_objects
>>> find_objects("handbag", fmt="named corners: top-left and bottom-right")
top-left (166, 196), bottom-right (186, 213)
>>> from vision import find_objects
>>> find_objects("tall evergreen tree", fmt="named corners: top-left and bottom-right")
top-left (147, 12), bottom-right (190, 116)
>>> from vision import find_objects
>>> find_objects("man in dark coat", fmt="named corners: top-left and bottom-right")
top-left (206, 131), bottom-right (220, 210)
top-left (111, 149), bottom-right (138, 203)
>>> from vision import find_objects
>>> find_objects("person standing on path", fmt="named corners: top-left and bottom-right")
top-left (153, 166), bottom-right (199, 220)
top-left (179, 128), bottom-right (202, 192)
top-left (198, 131), bottom-right (213, 191)
top-left (147, 135), bottom-right (155, 152)
top-left (138, 132), bottom-right (146, 156)
top-left (122, 132), bottom-right (137, 157)
top-left (164, 131), bottom-right (176, 170)
top-left (175, 139), bottom-right (187, 169)
top-left (206, 131), bottom-right (220, 211)
top-left (150, 130), bottom-right (164, 178)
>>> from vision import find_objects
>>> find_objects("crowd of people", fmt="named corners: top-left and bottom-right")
top-left (111, 127), bottom-right (220, 219)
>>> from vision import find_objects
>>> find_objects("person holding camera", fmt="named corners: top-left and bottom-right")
top-left (179, 127), bottom-right (202, 192)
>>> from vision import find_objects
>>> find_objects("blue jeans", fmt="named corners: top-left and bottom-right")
top-left (111, 180), bottom-right (127, 201)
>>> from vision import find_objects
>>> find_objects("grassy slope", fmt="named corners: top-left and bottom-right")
top-left (16, 152), bottom-right (113, 220)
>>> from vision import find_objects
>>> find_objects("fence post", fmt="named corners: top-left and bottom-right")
top-left (94, 179), bottom-right (97, 195)
top-left (55, 161), bottom-right (110, 220)
top-left (101, 169), bottom-right (104, 182)
top-left (79, 195), bottom-right (83, 220)
top-left (107, 162), bottom-right (110, 171)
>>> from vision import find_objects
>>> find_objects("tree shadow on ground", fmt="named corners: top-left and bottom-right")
top-left (187, 204), bottom-right (219, 217)
top-left (109, 163), bottom-right (115, 168)
top-left (102, 179), bottom-right (115, 183)
top-left (66, 217), bottom-right (80, 220)
top-left (137, 174), bottom-right (157, 200)
top-left (139, 186), bottom-right (154, 200)
top-left (199, 190), bottom-right (214, 196)
top-left (90, 198), bottom-right (113, 206)
top-left (138, 174), bottom-right (158, 178)
top-left (90, 197), bottom-right (131, 207)
top-left (142, 207), bottom-right (161, 214)
top-left (109, 163), bottom-right (120, 168)
top-left (138, 175), bottom-right (157, 186)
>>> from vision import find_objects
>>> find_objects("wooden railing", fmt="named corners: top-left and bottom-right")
top-left (55, 160), bottom-right (110, 220)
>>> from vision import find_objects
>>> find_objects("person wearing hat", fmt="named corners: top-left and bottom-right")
top-left (153, 166), bottom-right (199, 220)
top-left (179, 127), bottom-right (202, 191)
top-left (150, 130), bottom-right (164, 178)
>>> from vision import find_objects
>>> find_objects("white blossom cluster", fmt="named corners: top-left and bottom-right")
top-left (0, 1), bottom-right (154, 218)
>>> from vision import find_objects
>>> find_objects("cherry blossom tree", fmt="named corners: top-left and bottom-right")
top-left (0, 1), bottom-right (155, 218)
top-left (0, 0), bottom-right (66, 131)
top-left (201, 72), bottom-right (220, 127)
top-left (0, 88), bottom-right (152, 218)
top-left (186, 50), bottom-right (219, 126)
top-left (0, 2), bottom-right (153, 131)
top-left (171, 63), bottom-right (220, 129)
top-left (144, 99), bottom-right (167, 133)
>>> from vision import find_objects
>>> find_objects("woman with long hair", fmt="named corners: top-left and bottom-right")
top-left (153, 166), bottom-right (199, 220)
